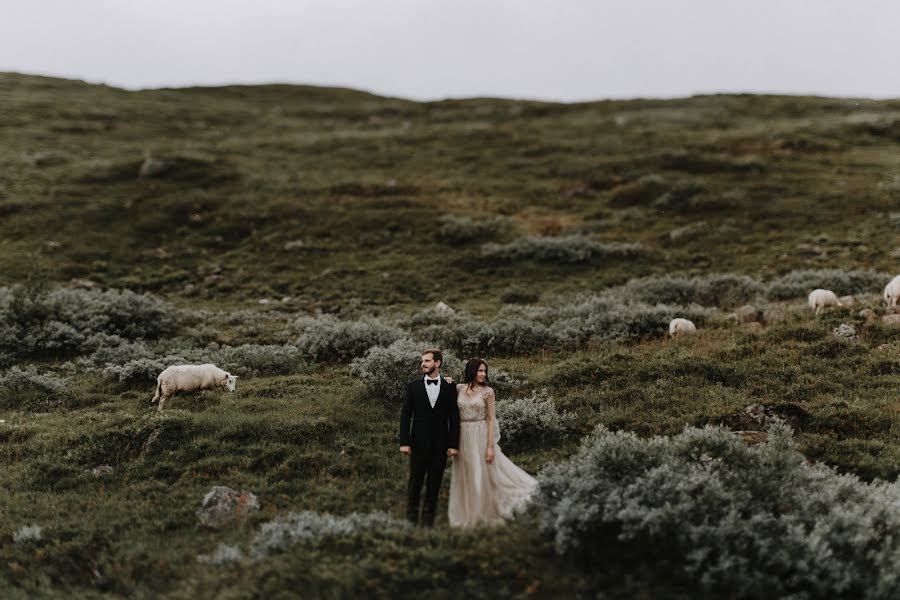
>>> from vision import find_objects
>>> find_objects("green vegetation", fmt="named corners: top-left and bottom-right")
top-left (1, 73), bottom-right (898, 598)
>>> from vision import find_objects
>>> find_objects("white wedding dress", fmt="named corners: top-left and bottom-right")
top-left (448, 385), bottom-right (537, 528)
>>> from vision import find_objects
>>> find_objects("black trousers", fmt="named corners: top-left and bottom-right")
top-left (407, 447), bottom-right (448, 527)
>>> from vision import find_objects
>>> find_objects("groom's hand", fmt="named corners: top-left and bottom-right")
top-left (447, 448), bottom-right (458, 457)
top-left (399, 446), bottom-right (411, 455)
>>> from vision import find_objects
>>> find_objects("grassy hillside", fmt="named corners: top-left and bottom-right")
top-left (1, 73), bottom-right (898, 598)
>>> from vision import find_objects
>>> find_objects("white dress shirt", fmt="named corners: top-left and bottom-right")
top-left (424, 375), bottom-right (441, 408)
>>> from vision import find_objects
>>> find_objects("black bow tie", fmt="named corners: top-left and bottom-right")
top-left (426, 379), bottom-right (439, 385)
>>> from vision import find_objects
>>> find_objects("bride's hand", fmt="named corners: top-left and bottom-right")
top-left (485, 448), bottom-right (494, 464)
top-left (444, 376), bottom-right (453, 383)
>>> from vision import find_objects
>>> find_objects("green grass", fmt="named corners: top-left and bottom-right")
top-left (1, 73), bottom-right (898, 597)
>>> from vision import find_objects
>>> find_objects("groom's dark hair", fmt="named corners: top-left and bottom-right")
top-left (421, 348), bottom-right (443, 366)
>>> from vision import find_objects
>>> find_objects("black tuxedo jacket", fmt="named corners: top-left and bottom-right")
top-left (399, 377), bottom-right (460, 451)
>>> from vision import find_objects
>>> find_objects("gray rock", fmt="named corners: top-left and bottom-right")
top-left (833, 323), bottom-right (857, 339)
top-left (435, 301), bottom-right (455, 314)
top-left (197, 486), bottom-right (259, 529)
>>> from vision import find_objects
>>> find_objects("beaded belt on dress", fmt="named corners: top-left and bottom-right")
top-left (460, 418), bottom-right (485, 422)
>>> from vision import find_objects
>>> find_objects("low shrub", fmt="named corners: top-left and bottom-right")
top-left (535, 424), bottom-right (900, 598)
top-left (550, 296), bottom-right (714, 344)
top-left (204, 343), bottom-right (307, 377)
top-left (0, 366), bottom-right (70, 411)
top-left (495, 389), bottom-right (572, 451)
top-left (767, 269), bottom-right (890, 300)
top-left (101, 354), bottom-right (193, 384)
top-left (350, 339), bottom-right (463, 402)
top-left (481, 236), bottom-right (641, 264)
top-left (438, 214), bottom-right (515, 244)
top-left (611, 274), bottom-right (765, 308)
top-left (250, 511), bottom-right (408, 558)
top-left (0, 285), bottom-right (178, 359)
top-left (419, 315), bottom-right (561, 356)
top-left (296, 314), bottom-right (406, 363)
top-left (417, 297), bottom-right (714, 355)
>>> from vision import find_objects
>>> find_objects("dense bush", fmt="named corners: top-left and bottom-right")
top-left (101, 354), bottom-right (194, 383)
top-left (415, 296), bottom-right (714, 355)
top-left (438, 214), bottom-right (515, 244)
top-left (610, 274), bottom-right (765, 308)
top-left (349, 339), bottom-right (463, 402)
top-left (0, 285), bottom-right (178, 359)
top-left (481, 236), bottom-right (642, 263)
top-left (250, 511), bottom-right (408, 559)
top-left (419, 316), bottom-right (561, 357)
top-left (0, 366), bottom-right (69, 411)
top-left (296, 314), bottom-right (406, 362)
top-left (203, 344), bottom-right (307, 377)
top-left (767, 269), bottom-right (890, 300)
top-left (547, 296), bottom-right (713, 344)
top-left (495, 389), bottom-right (572, 451)
top-left (535, 424), bottom-right (900, 599)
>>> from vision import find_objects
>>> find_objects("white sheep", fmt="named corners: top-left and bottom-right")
top-left (151, 364), bottom-right (237, 411)
top-left (884, 275), bottom-right (900, 309)
top-left (669, 318), bottom-right (697, 337)
top-left (807, 289), bottom-right (843, 315)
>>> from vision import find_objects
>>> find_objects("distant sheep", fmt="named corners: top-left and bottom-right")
top-left (884, 275), bottom-right (900, 309)
top-left (807, 289), bottom-right (842, 315)
top-left (151, 364), bottom-right (237, 411)
top-left (669, 318), bottom-right (697, 337)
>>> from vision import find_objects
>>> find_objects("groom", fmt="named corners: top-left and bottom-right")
top-left (398, 348), bottom-right (460, 527)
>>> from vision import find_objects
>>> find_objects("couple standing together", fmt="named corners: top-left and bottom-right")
top-left (399, 349), bottom-right (537, 528)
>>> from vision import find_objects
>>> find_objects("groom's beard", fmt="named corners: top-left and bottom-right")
top-left (422, 366), bottom-right (437, 377)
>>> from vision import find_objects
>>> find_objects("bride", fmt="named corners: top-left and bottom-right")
top-left (448, 358), bottom-right (537, 528)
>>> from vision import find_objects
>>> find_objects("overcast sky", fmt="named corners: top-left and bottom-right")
top-left (2, 0), bottom-right (898, 102)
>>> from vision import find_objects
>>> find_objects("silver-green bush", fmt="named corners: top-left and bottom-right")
top-left (101, 354), bottom-right (193, 383)
top-left (0, 285), bottom-right (177, 358)
top-left (296, 314), bottom-right (406, 362)
top-left (203, 343), bottom-right (307, 376)
top-left (495, 389), bottom-right (572, 451)
top-left (0, 366), bottom-right (69, 411)
top-left (611, 274), bottom-right (765, 308)
top-left (535, 424), bottom-right (900, 599)
top-left (481, 236), bottom-right (642, 263)
top-left (250, 511), bottom-right (408, 558)
top-left (350, 339), bottom-right (463, 402)
top-left (767, 269), bottom-right (890, 300)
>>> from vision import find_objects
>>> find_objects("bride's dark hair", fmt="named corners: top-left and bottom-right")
top-left (463, 358), bottom-right (489, 389)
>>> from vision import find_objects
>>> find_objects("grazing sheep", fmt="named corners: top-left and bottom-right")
top-left (808, 289), bottom-right (842, 315)
top-left (884, 275), bottom-right (900, 309)
top-left (669, 318), bottom-right (697, 337)
top-left (151, 364), bottom-right (237, 411)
